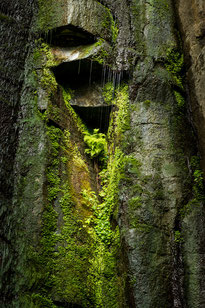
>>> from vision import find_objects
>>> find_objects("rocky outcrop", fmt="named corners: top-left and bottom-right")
top-left (0, 0), bottom-right (205, 307)
top-left (0, 0), bottom-right (35, 304)
top-left (174, 1), bottom-right (205, 307)
top-left (174, 0), bottom-right (205, 172)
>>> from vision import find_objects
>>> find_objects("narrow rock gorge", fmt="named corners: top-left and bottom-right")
top-left (0, 1), bottom-right (205, 307)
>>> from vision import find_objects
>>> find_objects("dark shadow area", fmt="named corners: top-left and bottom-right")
top-left (52, 59), bottom-right (129, 90)
top-left (52, 59), bottom-right (129, 133)
top-left (52, 59), bottom-right (103, 89)
top-left (72, 105), bottom-right (113, 133)
top-left (53, 301), bottom-right (83, 308)
top-left (44, 24), bottom-right (96, 47)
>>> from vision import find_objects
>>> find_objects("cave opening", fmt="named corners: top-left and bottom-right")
top-left (44, 24), bottom-right (97, 47)
top-left (51, 59), bottom-right (103, 89)
top-left (52, 59), bottom-right (115, 133)
top-left (72, 104), bottom-right (113, 133)
top-left (52, 55), bottom-right (129, 134)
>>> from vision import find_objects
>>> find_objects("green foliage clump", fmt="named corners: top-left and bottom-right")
top-left (97, 148), bottom-right (125, 244)
top-left (84, 129), bottom-right (107, 161)
top-left (102, 82), bottom-right (114, 105)
top-left (92, 39), bottom-right (109, 64)
top-left (174, 230), bottom-right (183, 243)
top-left (174, 90), bottom-right (185, 108)
top-left (181, 156), bottom-right (205, 217)
top-left (101, 6), bottom-right (118, 43)
top-left (191, 156), bottom-right (204, 199)
top-left (165, 47), bottom-right (184, 89)
top-left (114, 84), bottom-right (130, 139)
top-left (35, 0), bottom-right (64, 32)
top-left (33, 41), bottom-right (58, 96)
top-left (31, 294), bottom-right (56, 308)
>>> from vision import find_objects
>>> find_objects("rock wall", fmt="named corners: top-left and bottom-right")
top-left (174, 1), bottom-right (205, 307)
top-left (174, 0), bottom-right (205, 172)
top-left (0, 0), bottom-right (35, 304)
top-left (0, 0), bottom-right (205, 307)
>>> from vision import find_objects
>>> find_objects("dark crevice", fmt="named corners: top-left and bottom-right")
top-left (44, 24), bottom-right (96, 47)
top-left (52, 59), bottom-right (129, 133)
top-left (171, 216), bottom-right (186, 308)
top-left (52, 59), bottom-right (130, 90)
top-left (72, 105), bottom-right (113, 133)
top-left (52, 59), bottom-right (103, 89)
top-left (53, 301), bottom-right (83, 308)
top-left (47, 119), bottom-right (62, 130)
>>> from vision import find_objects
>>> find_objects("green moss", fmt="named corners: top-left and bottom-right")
top-left (101, 6), bottom-right (118, 43)
top-left (130, 2), bottom-right (146, 54)
top-left (143, 100), bottom-right (151, 109)
top-left (62, 87), bottom-right (87, 134)
top-left (102, 82), bottom-right (114, 105)
top-left (20, 29), bottom-right (128, 306)
top-left (28, 124), bottom-right (95, 307)
top-left (84, 129), bottom-right (107, 161)
top-left (107, 84), bottom-right (130, 143)
top-left (174, 90), bottom-right (185, 108)
top-left (174, 230), bottom-right (183, 243)
top-left (165, 47), bottom-right (184, 89)
top-left (0, 12), bottom-right (15, 23)
top-left (180, 156), bottom-right (205, 217)
top-left (35, 0), bottom-right (65, 32)
top-left (92, 39), bottom-right (109, 65)
top-left (37, 42), bottom-right (58, 94)
top-left (31, 294), bottom-right (56, 308)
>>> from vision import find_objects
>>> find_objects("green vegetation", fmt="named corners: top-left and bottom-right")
top-left (35, 0), bottom-right (64, 32)
top-left (101, 5), bottom-right (118, 43)
top-left (102, 82), bottom-right (114, 105)
top-left (84, 129), bottom-right (107, 161)
top-left (181, 156), bottom-right (205, 217)
top-left (174, 90), bottom-right (185, 108)
top-left (18, 26), bottom-right (132, 306)
top-left (165, 47), bottom-right (184, 89)
top-left (92, 39), bottom-right (109, 65)
top-left (174, 230), bottom-right (183, 243)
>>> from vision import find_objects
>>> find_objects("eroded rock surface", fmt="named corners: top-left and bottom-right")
top-left (1, 0), bottom-right (205, 307)
top-left (175, 0), bottom-right (205, 172)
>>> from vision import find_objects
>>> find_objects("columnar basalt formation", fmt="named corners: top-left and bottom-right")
top-left (0, 1), bottom-right (205, 308)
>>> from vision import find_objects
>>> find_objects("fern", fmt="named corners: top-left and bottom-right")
top-left (84, 129), bottom-right (107, 160)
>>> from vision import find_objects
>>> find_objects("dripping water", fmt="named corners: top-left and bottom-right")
top-left (89, 60), bottom-right (93, 85)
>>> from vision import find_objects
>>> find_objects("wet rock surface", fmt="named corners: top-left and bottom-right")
top-left (0, 0), bottom-right (205, 307)
top-left (175, 0), bottom-right (205, 172)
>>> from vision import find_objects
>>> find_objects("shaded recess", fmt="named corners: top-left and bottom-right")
top-left (53, 301), bottom-right (83, 308)
top-left (52, 59), bottom-right (103, 89)
top-left (72, 105), bottom-right (113, 133)
top-left (45, 24), bottom-right (97, 47)
top-left (48, 23), bottom-right (129, 133)
top-left (52, 59), bottom-right (114, 133)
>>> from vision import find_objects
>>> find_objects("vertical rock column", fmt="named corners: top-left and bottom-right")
top-left (174, 1), bottom-right (205, 307)
top-left (0, 0), bottom-right (35, 305)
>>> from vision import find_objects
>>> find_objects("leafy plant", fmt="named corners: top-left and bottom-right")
top-left (174, 230), bottom-right (183, 243)
top-left (84, 129), bottom-right (107, 160)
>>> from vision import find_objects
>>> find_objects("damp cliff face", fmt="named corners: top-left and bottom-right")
top-left (174, 1), bottom-right (205, 307)
top-left (174, 0), bottom-right (205, 172)
top-left (0, 0), bottom-right (35, 303)
top-left (1, 1), bottom-right (205, 308)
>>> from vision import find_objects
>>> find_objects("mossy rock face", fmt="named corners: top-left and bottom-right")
top-left (1, 0), bottom-right (205, 308)
top-left (35, 0), bottom-right (116, 43)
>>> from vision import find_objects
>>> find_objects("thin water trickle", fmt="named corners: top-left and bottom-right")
top-left (89, 60), bottom-right (93, 85)
top-left (102, 65), bottom-right (107, 87)
top-left (78, 60), bottom-right (81, 75)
